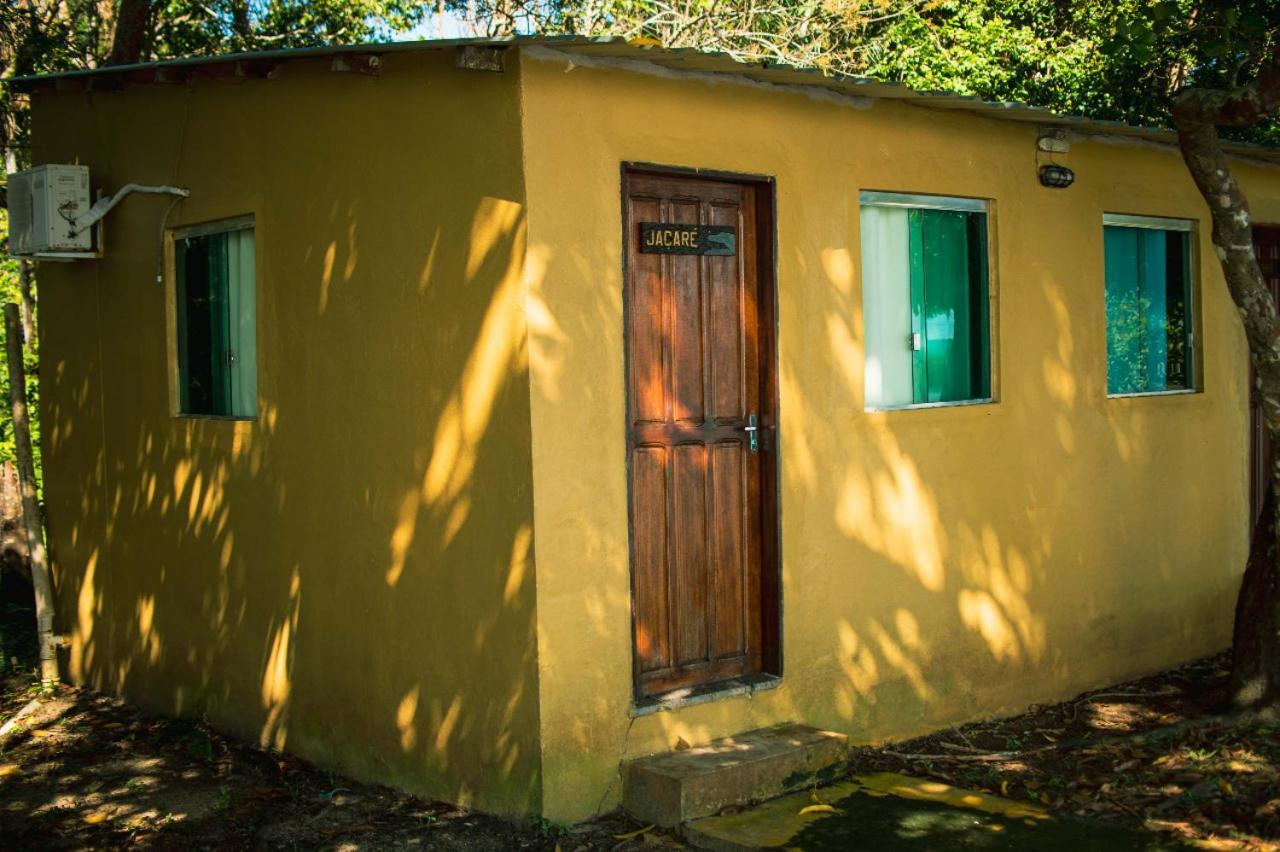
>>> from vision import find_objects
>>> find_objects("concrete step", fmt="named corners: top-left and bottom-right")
top-left (622, 723), bottom-right (848, 827)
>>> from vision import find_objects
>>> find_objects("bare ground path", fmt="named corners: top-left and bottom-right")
top-left (0, 654), bottom-right (1276, 850)
top-left (0, 674), bottom-right (663, 850)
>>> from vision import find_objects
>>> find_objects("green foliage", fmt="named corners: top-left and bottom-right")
top-left (536, 0), bottom-right (1280, 141)
top-left (149, 1), bottom-right (431, 59)
top-left (859, 1), bottom-right (1280, 142)
top-left (0, 206), bottom-right (37, 480)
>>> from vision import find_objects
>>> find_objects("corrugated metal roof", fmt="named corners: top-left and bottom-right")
top-left (11, 34), bottom-right (1280, 164)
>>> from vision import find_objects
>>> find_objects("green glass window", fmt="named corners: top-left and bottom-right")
top-left (860, 193), bottom-right (992, 409)
top-left (175, 219), bottom-right (256, 417)
top-left (1103, 216), bottom-right (1194, 395)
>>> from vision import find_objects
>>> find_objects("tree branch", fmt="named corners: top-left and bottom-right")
top-left (1177, 50), bottom-right (1280, 127)
top-left (106, 0), bottom-right (151, 66)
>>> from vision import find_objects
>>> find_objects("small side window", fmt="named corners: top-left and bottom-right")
top-left (860, 192), bottom-right (992, 410)
top-left (1103, 215), bottom-right (1195, 396)
top-left (175, 219), bottom-right (257, 417)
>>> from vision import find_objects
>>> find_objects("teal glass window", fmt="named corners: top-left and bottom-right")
top-left (1103, 216), bottom-right (1194, 395)
top-left (860, 192), bottom-right (992, 409)
top-left (175, 219), bottom-right (257, 417)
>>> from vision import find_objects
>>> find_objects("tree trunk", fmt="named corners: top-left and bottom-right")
top-left (4, 304), bottom-right (57, 684)
top-left (1235, 488), bottom-right (1280, 706)
top-left (1172, 61), bottom-right (1280, 709)
top-left (0, 461), bottom-right (30, 578)
top-left (230, 1), bottom-right (252, 45)
top-left (107, 0), bottom-right (151, 66)
top-left (17, 260), bottom-right (34, 348)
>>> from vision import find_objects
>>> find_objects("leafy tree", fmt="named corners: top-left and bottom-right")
top-left (523, 1), bottom-right (1280, 141)
top-left (0, 207), bottom-right (36, 477)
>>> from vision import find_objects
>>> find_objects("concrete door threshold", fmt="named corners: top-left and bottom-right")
top-left (622, 723), bottom-right (848, 827)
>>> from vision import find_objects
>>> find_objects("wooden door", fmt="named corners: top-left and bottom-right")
top-left (624, 169), bottom-right (778, 699)
top-left (1251, 225), bottom-right (1280, 530)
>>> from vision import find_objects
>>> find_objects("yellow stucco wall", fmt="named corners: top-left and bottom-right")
top-left (28, 42), bottom-right (1280, 825)
top-left (518, 48), bottom-right (1279, 822)
top-left (33, 50), bottom-right (542, 816)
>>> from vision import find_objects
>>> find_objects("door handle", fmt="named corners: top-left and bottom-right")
top-left (742, 413), bottom-right (759, 454)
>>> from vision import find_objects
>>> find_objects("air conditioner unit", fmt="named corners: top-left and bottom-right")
top-left (8, 164), bottom-right (93, 257)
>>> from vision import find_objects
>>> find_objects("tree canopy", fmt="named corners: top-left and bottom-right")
top-left (519, 1), bottom-right (1280, 144)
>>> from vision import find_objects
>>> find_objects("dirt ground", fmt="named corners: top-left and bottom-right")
top-left (0, 673), bottom-right (672, 850)
top-left (849, 655), bottom-right (1280, 850)
top-left (0, 653), bottom-right (1277, 850)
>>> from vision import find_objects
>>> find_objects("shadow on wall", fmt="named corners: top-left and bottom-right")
top-left (787, 240), bottom-right (1234, 737)
top-left (40, 185), bottom-right (543, 814)
top-left (521, 202), bottom-right (1240, 772)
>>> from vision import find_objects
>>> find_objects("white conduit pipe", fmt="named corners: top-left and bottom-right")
top-left (71, 184), bottom-right (190, 235)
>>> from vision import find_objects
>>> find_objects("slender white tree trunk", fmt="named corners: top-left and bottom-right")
top-left (4, 304), bottom-right (57, 684)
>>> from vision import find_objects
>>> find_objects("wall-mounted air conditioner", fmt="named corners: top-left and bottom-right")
top-left (8, 166), bottom-right (189, 262)
top-left (8, 164), bottom-right (94, 258)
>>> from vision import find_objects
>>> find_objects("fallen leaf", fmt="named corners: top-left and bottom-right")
top-left (83, 811), bottom-right (110, 825)
top-left (29, 729), bottom-right (52, 738)
top-left (0, 764), bottom-right (19, 778)
top-left (613, 824), bottom-right (654, 840)
top-left (799, 804), bottom-right (839, 816)
top-left (1001, 781), bottom-right (1010, 796)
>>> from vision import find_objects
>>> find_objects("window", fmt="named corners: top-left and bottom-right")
top-left (1103, 214), bottom-right (1195, 396)
top-left (174, 217), bottom-right (257, 417)
top-left (860, 192), bottom-right (992, 409)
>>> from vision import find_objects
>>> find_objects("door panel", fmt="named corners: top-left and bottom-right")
top-left (631, 446), bottom-right (669, 670)
top-left (625, 170), bottom-right (776, 698)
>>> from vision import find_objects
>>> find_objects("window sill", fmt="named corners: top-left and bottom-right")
top-left (1106, 388), bottom-right (1199, 400)
top-left (865, 397), bottom-right (995, 413)
top-left (631, 673), bottom-right (782, 717)
top-left (173, 413), bottom-right (258, 422)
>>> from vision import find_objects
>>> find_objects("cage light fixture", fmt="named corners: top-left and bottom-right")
top-left (1039, 164), bottom-right (1075, 188)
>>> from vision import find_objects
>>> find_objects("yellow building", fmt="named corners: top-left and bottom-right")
top-left (14, 37), bottom-right (1278, 822)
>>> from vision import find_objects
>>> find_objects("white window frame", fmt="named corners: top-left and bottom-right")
top-left (166, 214), bottom-right (259, 420)
top-left (859, 191), bottom-right (997, 412)
top-left (1101, 213), bottom-right (1199, 400)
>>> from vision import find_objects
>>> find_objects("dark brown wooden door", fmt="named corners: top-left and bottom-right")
top-left (624, 170), bottom-right (777, 699)
top-left (1251, 226), bottom-right (1280, 530)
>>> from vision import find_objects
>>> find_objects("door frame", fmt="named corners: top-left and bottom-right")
top-left (619, 162), bottom-right (783, 702)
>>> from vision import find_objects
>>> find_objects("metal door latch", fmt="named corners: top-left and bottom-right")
top-left (743, 413), bottom-right (759, 454)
